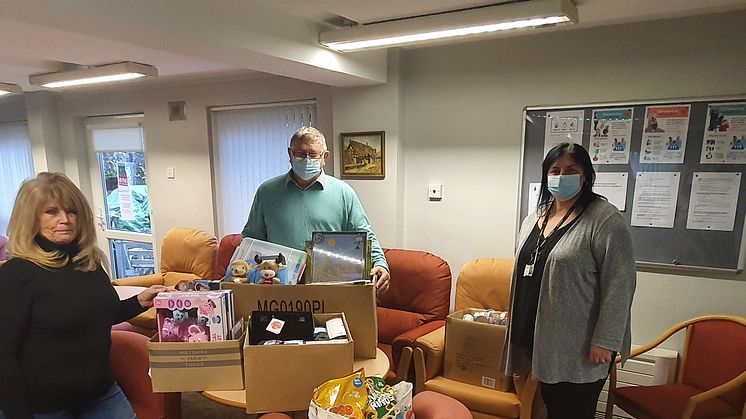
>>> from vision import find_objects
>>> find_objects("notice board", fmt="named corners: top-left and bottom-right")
top-left (519, 97), bottom-right (746, 272)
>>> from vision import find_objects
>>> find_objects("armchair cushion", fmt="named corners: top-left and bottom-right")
top-left (216, 234), bottom-right (243, 278)
top-left (378, 249), bottom-right (451, 321)
top-left (455, 258), bottom-right (512, 311)
top-left (160, 228), bottom-right (218, 281)
top-left (377, 307), bottom-right (428, 344)
top-left (613, 384), bottom-right (738, 419)
top-left (682, 319), bottom-right (746, 409)
top-left (424, 376), bottom-right (521, 418)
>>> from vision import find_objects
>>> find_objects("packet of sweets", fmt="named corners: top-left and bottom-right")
top-left (364, 376), bottom-right (398, 419)
top-left (312, 368), bottom-right (368, 419)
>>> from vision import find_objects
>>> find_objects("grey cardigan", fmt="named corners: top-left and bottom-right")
top-left (503, 199), bottom-right (636, 384)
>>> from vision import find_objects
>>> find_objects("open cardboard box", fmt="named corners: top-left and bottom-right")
top-left (223, 282), bottom-right (377, 358)
top-left (148, 330), bottom-right (246, 392)
top-left (444, 308), bottom-right (512, 391)
top-left (243, 313), bottom-right (354, 414)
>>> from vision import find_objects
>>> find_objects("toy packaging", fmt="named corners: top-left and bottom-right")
top-left (305, 232), bottom-right (373, 284)
top-left (225, 237), bottom-right (307, 285)
top-left (154, 290), bottom-right (234, 343)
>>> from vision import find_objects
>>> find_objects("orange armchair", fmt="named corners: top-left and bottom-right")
top-left (413, 258), bottom-right (544, 419)
top-left (377, 248), bottom-right (452, 384)
top-left (606, 315), bottom-right (746, 419)
top-left (112, 227), bottom-right (219, 330)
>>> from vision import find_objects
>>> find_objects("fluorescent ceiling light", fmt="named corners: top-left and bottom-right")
top-left (29, 62), bottom-right (158, 89)
top-left (0, 83), bottom-right (22, 96)
top-left (320, 0), bottom-right (578, 51)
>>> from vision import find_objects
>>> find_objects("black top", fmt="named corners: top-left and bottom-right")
top-left (511, 217), bottom-right (579, 350)
top-left (0, 237), bottom-right (145, 418)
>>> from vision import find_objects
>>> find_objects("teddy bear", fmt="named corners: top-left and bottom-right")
top-left (253, 253), bottom-right (286, 285)
top-left (229, 259), bottom-right (251, 283)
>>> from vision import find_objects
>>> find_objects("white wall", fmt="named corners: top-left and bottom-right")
top-left (332, 50), bottom-right (406, 247)
top-left (43, 75), bottom-right (332, 251)
top-left (0, 95), bottom-right (26, 123)
top-left (355, 11), bottom-right (746, 349)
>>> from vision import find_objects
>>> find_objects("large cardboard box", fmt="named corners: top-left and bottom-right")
top-left (444, 308), bottom-right (512, 391)
top-left (147, 332), bottom-right (245, 392)
top-left (243, 313), bottom-right (354, 414)
top-left (223, 282), bottom-right (377, 358)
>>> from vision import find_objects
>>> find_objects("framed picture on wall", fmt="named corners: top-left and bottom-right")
top-left (340, 131), bottom-right (385, 180)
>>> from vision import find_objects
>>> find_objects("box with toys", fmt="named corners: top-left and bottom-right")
top-left (224, 237), bottom-right (307, 285)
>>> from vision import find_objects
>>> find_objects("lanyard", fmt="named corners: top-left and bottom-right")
top-left (524, 199), bottom-right (580, 277)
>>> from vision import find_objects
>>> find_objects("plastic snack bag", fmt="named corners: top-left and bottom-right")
top-left (311, 369), bottom-right (369, 419)
top-left (364, 377), bottom-right (398, 419)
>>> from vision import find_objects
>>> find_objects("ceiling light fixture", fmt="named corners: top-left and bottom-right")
top-left (29, 62), bottom-right (158, 89)
top-left (0, 83), bottom-right (22, 96)
top-left (320, 0), bottom-right (578, 52)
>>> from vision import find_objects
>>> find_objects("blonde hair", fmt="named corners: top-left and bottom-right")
top-left (7, 172), bottom-right (108, 272)
top-left (289, 127), bottom-right (327, 150)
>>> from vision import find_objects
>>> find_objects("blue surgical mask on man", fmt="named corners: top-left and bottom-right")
top-left (291, 157), bottom-right (322, 181)
top-left (547, 174), bottom-right (582, 201)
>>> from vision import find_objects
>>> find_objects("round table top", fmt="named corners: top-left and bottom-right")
top-left (201, 347), bottom-right (390, 409)
top-left (113, 285), bottom-right (147, 300)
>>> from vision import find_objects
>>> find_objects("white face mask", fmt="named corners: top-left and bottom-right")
top-left (291, 157), bottom-right (322, 181)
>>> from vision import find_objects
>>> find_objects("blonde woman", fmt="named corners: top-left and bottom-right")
top-left (0, 172), bottom-right (165, 419)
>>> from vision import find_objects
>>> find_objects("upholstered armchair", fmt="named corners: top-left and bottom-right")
top-left (606, 315), bottom-right (746, 419)
top-left (377, 248), bottom-right (452, 384)
top-left (111, 330), bottom-right (181, 419)
top-left (413, 258), bottom-right (544, 419)
top-left (112, 227), bottom-right (219, 330)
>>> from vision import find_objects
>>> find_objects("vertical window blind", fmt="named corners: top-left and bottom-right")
top-left (211, 102), bottom-right (317, 236)
top-left (0, 122), bottom-right (34, 236)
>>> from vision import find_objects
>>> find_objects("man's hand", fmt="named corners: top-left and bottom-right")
top-left (370, 266), bottom-right (390, 294)
top-left (588, 344), bottom-right (612, 365)
top-left (137, 285), bottom-right (168, 308)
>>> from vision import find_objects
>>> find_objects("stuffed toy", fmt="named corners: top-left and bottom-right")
top-left (253, 253), bottom-right (286, 285)
top-left (229, 259), bottom-right (251, 283)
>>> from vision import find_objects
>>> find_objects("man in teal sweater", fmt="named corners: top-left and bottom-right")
top-left (242, 127), bottom-right (390, 293)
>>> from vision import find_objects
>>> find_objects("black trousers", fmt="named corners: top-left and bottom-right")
top-left (540, 378), bottom-right (607, 419)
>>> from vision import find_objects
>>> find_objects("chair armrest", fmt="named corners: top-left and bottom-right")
top-left (517, 374), bottom-right (542, 419)
top-left (392, 320), bottom-right (446, 361)
top-left (682, 370), bottom-right (746, 419)
top-left (112, 273), bottom-right (164, 287)
top-left (412, 326), bottom-right (445, 392)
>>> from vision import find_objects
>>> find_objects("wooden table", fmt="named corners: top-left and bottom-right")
top-left (201, 347), bottom-right (390, 410)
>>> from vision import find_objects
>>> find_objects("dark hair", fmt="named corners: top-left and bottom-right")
top-left (537, 143), bottom-right (604, 213)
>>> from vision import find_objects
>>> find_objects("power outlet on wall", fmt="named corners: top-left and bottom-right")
top-left (428, 183), bottom-right (443, 201)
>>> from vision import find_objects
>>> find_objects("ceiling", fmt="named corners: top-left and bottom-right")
top-left (1, 0), bottom-right (745, 91)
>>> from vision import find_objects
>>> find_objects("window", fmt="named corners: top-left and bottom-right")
top-left (210, 101), bottom-right (317, 236)
top-left (0, 122), bottom-right (34, 236)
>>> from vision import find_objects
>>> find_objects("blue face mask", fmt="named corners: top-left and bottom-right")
top-left (291, 157), bottom-right (322, 181)
top-left (547, 174), bottom-right (582, 201)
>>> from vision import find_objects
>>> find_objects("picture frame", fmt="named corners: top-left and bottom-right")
top-left (340, 131), bottom-right (385, 180)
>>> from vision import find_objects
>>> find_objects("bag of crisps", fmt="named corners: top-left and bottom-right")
top-left (364, 376), bottom-right (398, 419)
top-left (311, 368), bottom-right (369, 419)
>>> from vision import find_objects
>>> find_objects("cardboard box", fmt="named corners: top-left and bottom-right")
top-left (444, 308), bottom-right (512, 391)
top-left (222, 282), bottom-right (377, 358)
top-left (147, 332), bottom-right (245, 392)
top-left (243, 313), bottom-right (354, 414)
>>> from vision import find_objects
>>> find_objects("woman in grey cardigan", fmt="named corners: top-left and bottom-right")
top-left (503, 143), bottom-right (636, 419)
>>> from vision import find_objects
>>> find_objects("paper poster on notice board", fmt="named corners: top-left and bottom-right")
top-left (544, 110), bottom-right (584, 157)
top-left (631, 172), bottom-right (680, 228)
top-left (640, 105), bottom-right (691, 164)
top-left (686, 172), bottom-right (741, 231)
top-left (701, 102), bottom-right (746, 164)
top-left (590, 108), bottom-right (633, 165)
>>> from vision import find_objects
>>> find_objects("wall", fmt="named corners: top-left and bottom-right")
top-left (47, 75), bottom-right (332, 252)
top-left (389, 11), bottom-right (746, 347)
top-left (0, 95), bottom-right (26, 123)
top-left (332, 50), bottom-right (406, 247)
